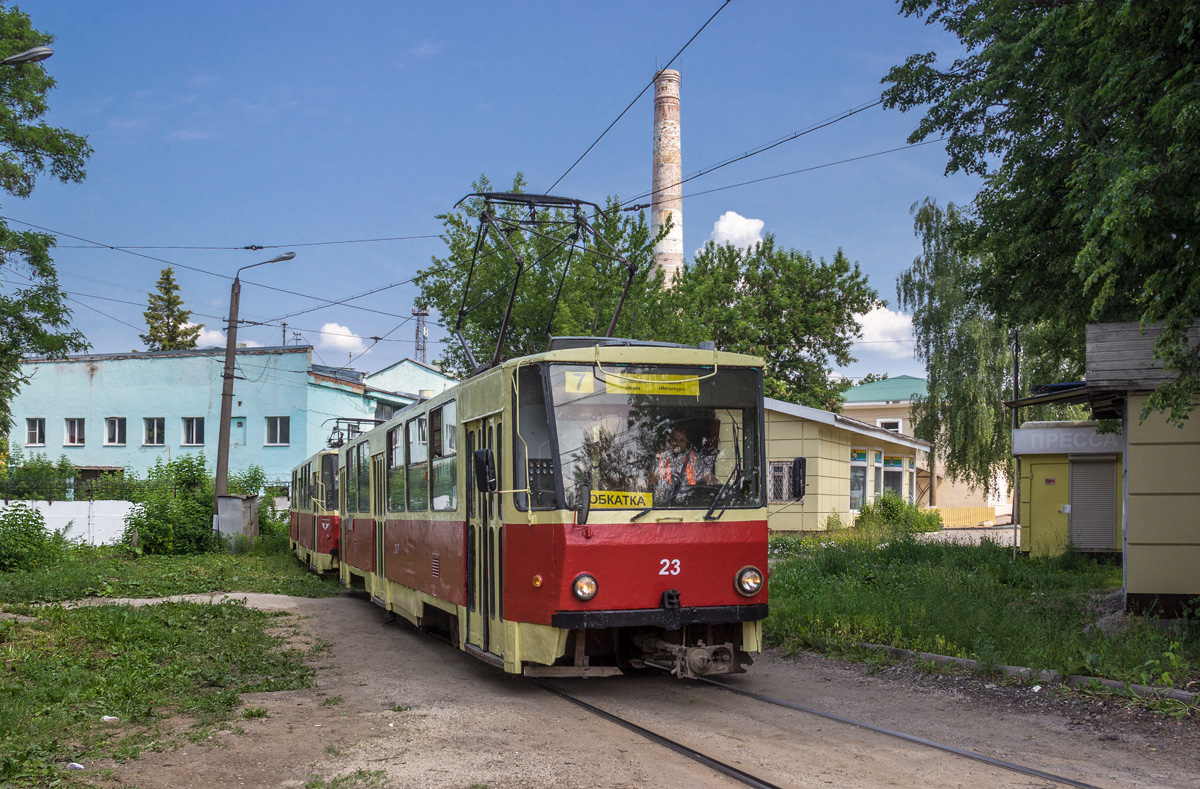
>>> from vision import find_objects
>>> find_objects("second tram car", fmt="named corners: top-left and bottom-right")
top-left (330, 338), bottom-right (788, 678)
top-left (290, 449), bottom-right (340, 573)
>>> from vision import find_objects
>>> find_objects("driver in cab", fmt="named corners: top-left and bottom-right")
top-left (650, 427), bottom-right (718, 504)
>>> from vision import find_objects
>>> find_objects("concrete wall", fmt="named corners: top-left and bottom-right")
top-left (1125, 394), bottom-right (1200, 598)
top-left (1, 500), bottom-right (134, 545)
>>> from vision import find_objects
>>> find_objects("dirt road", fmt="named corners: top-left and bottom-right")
top-left (100, 592), bottom-right (1197, 789)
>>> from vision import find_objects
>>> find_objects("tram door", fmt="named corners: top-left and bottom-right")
top-left (465, 416), bottom-right (503, 658)
top-left (372, 454), bottom-right (387, 598)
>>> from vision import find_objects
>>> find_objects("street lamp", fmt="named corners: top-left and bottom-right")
top-left (2, 46), bottom-right (54, 66)
top-left (215, 252), bottom-right (297, 498)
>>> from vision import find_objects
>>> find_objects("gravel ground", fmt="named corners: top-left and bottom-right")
top-left (77, 591), bottom-right (1199, 789)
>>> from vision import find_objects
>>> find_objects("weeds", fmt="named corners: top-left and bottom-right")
top-left (0, 536), bottom-right (339, 785)
top-left (0, 541), bottom-right (339, 606)
top-left (766, 524), bottom-right (1200, 693)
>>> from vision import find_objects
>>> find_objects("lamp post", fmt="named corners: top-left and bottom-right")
top-left (2, 46), bottom-right (53, 66)
top-left (215, 252), bottom-right (296, 498)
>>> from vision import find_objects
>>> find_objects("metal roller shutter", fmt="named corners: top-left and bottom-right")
top-left (1068, 459), bottom-right (1117, 551)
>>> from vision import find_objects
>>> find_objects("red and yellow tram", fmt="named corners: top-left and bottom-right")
top-left (330, 338), bottom-right (779, 678)
top-left (289, 449), bottom-right (340, 573)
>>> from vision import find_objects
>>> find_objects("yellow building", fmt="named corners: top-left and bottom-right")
top-left (765, 398), bottom-right (927, 531)
top-left (1010, 322), bottom-right (1199, 614)
top-left (841, 375), bottom-right (1010, 518)
top-left (1013, 421), bottom-right (1123, 557)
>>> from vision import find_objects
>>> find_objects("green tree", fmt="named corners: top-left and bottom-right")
top-left (882, 0), bottom-right (1200, 421)
top-left (665, 237), bottom-right (880, 410)
top-left (141, 266), bottom-right (201, 351)
top-left (898, 199), bottom-right (1012, 498)
top-left (0, 8), bottom-right (92, 432)
top-left (418, 174), bottom-right (878, 410)
top-left (415, 174), bottom-right (668, 377)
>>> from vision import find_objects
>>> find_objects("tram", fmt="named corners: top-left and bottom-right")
top-left (334, 337), bottom-right (777, 678)
top-left (289, 449), bottom-right (340, 573)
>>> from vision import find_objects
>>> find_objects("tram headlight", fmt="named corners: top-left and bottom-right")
top-left (735, 566), bottom-right (763, 597)
top-left (572, 573), bottom-right (598, 601)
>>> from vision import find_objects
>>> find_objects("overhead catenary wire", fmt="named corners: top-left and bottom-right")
top-left (545, 0), bottom-right (733, 193)
top-left (52, 233), bottom-right (441, 250)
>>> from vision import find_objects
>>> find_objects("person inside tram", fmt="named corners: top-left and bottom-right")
top-left (650, 426), bottom-right (718, 504)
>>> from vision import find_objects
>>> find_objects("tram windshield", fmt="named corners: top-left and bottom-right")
top-left (514, 362), bottom-right (762, 512)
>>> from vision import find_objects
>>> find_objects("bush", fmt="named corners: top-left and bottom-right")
top-left (855, 492), bottom-right (942, 534)
top-left (0, 503), bottom-right (66, 572)
top-left (122, 454), bottom-right (219, 556)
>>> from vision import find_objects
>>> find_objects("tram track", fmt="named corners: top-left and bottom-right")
top-left (530, 670), bottom-right (1106, 789)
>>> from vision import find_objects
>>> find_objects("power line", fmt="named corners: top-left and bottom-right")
top-left (0, 215), bottom-right (430, 321)
top-left (545, 0), bottom-right (733, 193)
top-left (620, 98), bottom-right (885, 209)
top-left (53, 233), bottom-right (441, 250)
top-left (680, 139), bottom-right (944, 201)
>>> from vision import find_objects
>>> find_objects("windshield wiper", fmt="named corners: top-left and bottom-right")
top-left (703, 416), bottom-right (742, 522)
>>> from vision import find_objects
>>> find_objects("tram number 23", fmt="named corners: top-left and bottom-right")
top-left (658, 559), bottom-right (681, 576)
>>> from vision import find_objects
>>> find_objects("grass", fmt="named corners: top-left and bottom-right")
top-left (0, 536), bottom-right (338, 787)
top-left (766, 525), bottom-right (1200, 692)
top-left (0, 537), bottom-right (340, 605)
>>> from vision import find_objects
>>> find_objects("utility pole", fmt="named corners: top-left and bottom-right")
top-left (1012, 329), bottom-right (1021, 557)
top-left (216, 252), bottom-right (296, 500)
top-left (281, 322), bottom-right (288, 346)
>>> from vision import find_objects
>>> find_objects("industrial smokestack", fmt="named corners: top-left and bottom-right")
top-left (651, 69), bottom-right (683, 284)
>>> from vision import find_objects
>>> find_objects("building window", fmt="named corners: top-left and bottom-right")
top-left (266, 416), bottom-right (290, 446)
top-left (65, 418), bottom-right (85, 446)
top-left (883, 455), bottom-right (904, 497)
top-left (26, 418), bottom-right (45, 446)
top-left (144, 417), bottom-right (165, 446)
top-left (182, 417), bottom-right (205, 446)
top-left (907, 458), bottom-right (916, 505)
top-left (878, 419), bottom-right (902, 433)
top-left (873, 450), bottom-right (883, 500)
top-left (849, 448), bottom-right (867, 511)
top-left (769, 461), bottom-right (792, 503)
top-left (105, 417), bottom-right (127, 446)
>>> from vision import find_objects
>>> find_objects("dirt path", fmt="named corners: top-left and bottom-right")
top-left (93, 592), bottom-right (1197, 789)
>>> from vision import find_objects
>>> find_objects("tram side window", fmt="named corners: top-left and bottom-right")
top-left (406, 414), bottom-right (429, 511)
top-left (322, 453), bottom-right (339, 511)
top-left (430, 401), bottom-right (458, 511)
top-left (386, 426), bottom-right (405, 512)
top-left (304, 463), bottom-right (313, 509)
top-left (357, 443), bottom-right (370, 513)
top-left (291, 470), bottom-right (298, 510)
top-left (346, 453), bottom-right (357, 513)
top-left (514, 365), bottom-right (556, 511)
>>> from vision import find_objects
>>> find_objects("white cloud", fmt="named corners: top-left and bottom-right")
top-left (408, 39), bottom-right (448, 58)
top-left (191, 324), bottom-right (261, 349)
top-left (700, 211), bottom-right (764, 256)
top-left (318, 322), bottom-right (368, 355)
top-left (195, 325), bottom-right (225, 347)
top-left (854, 307), bottom-right (914, 359)
top-left (168, 129), bottom-right (212, 141)
top-left (188, 73), bottom-right (217, 86)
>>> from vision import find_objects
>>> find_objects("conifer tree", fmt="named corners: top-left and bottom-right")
top-left (141, 267), bottom-right (201, 351)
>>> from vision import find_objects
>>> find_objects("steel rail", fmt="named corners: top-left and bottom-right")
top-left (526, 677), bottom-right (782, 789)
top-left (684, 671), bottom-right (1104, 789)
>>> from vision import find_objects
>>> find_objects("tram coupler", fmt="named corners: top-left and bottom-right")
top-left (637, 636), bottom-right (741, 678)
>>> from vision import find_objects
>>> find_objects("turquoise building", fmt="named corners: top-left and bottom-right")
top-left (9, 346), bottom-right (451, 484)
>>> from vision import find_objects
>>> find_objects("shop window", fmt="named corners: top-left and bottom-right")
top-left (850, 448), bottom-right (867, 511)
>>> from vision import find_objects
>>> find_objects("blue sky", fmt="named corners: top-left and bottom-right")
top-left (13, 0), bottom-right (980, 382)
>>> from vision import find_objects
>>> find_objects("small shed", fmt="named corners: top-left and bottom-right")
top-left (1012, 421), bottom-right (1123, 556)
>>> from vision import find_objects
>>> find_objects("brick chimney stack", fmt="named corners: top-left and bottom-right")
top-left (651, 69), bottom-right (683, 284)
